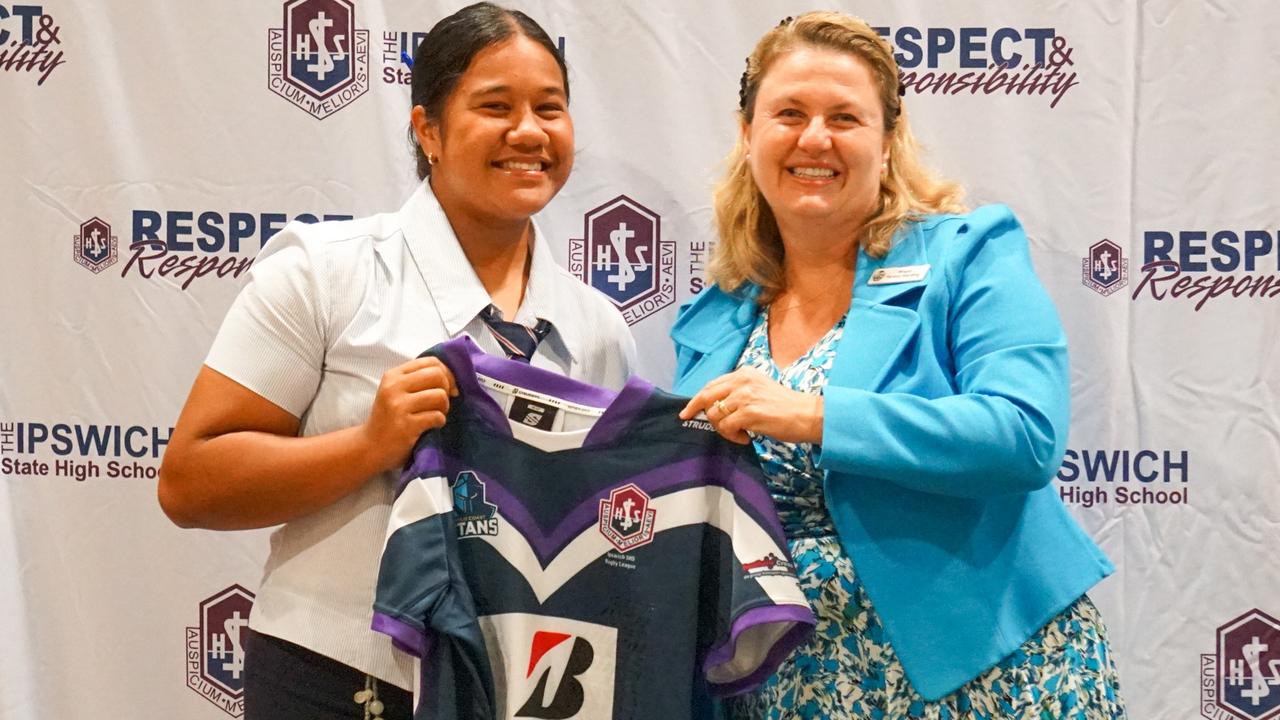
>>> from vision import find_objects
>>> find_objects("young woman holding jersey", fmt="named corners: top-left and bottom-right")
top-left (158, 4), bottom-right (633, 718)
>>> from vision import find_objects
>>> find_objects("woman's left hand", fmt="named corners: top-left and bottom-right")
top-left (679, 368), bottom-right (824, 445)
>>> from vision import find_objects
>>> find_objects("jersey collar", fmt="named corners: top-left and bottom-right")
top-left (430, 336), bottom-right (651, 450)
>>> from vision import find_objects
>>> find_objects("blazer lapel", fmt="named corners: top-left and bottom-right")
top-left (670, 286), bottom-right (759, 395)
top-left (828, 223), bottom-right (930, 392)
top-left (830, 301), bottom-right (921, 392)
top-left (676, 218), bottom-right (935, 395)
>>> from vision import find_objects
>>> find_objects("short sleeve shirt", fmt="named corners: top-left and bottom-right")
top-left (204, 180), bottom-right (636, 688)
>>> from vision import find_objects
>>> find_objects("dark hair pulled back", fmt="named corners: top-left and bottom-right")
top-left (409, 2), bottom-right (568, 180)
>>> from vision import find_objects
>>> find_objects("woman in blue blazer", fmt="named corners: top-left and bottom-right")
top-left (673, 12), bottom-right (1124, 719)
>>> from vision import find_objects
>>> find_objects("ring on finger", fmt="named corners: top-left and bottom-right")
top-left (714, 399), bottom-right (730, 415)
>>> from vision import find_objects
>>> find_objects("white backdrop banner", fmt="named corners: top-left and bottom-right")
top-left (2, 1), bottom-right (1278, 719)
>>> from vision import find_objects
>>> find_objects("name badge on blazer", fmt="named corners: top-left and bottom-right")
top-left (868, 264), bottom-right (930, 285)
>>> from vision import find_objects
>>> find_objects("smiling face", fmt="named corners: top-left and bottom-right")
top-left (744, 46), bottom-right (889, 241)
top-left (415, 33), bottom-right (573, 228)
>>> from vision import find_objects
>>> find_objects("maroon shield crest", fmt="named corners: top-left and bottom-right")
top-left (186, 584), bottom-right (255, 716)
top-left (1215, 609), bottom-right (1280, 720)
top-left (1082, 239), bottom-right (1129, 296)
top-left (284, 0), bottom-right (356, 99)
top-left (569, 196), bottom-right (675, 325)
top-left (74, 217), bottom-right (118, 274)
top-left (268, 0), bottom-right (369, 119)
top-left (598, 484), bottom-right (657, 553)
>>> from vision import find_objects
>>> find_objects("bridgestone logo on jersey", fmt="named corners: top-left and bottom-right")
top-left (516, 632), bottom-right (594, 718)
top-left (479, 614), bottom-right (617, 719)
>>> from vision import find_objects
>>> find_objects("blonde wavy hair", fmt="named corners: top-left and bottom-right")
top-left (710, 11), bottom-right (966, 299)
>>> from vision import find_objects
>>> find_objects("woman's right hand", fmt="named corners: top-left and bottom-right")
top-left (361, 356), bottom-right (459, 473)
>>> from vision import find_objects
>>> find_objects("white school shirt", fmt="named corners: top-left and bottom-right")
top-left (204, 180), bottom-right (636, 688)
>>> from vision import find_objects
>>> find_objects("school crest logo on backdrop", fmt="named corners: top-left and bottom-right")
top-left (73, 217), bottom-right (117, 274)
top-left (1082, 238), bottom-right (1129, 296)
top-left (267, 0), bottom-right (369, 119)
top-left (569, 196), bottom-right (675, 325)
top-left (185, 585), bottom-right (255, 717)
top-left (1200, 609), bottom-right (1280, 720)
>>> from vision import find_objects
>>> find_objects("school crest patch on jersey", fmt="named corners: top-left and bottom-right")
top-left (598, 483), bottom-right (657, 553)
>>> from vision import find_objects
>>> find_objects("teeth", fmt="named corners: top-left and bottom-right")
top-left (501, 161), bottom-right (543, 171)
top-left (791, 167), bottom-right (835, 178)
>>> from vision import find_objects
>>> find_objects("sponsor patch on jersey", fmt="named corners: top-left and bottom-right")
top-left (741, 552), bottom-right (795, 580)
top-left (452, 470), bottom-right (499, 538)
top-left (479, 613), bottom-right (617, 719)
top-left (598, 483), bottom-right (657, 553)
top-left (680, 417), bottom-right (715, 432)
top-left (509, 396), bottom-right (558, 431)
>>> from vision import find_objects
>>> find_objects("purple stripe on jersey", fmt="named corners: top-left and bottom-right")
top-left (581, 375), bottom-right (658, 446)
top-left (433, 338), bottom-right (511, 432)
top-left (400, 446), bottom-right (445, 490)
top-left (439, 335), bottom-right (618, 408)
top-left (476, 455), bottom-right (784, 564)
top-left (372, 611), bottom-right (429, 658)
top-left (470, 347), bottom-right (618, 408)
top-left (433, 336), bottom-right (666, 452)
top-left (704, 604), bottom-right (816, 697)
top-left (435, 336), bottom-right (660, 446)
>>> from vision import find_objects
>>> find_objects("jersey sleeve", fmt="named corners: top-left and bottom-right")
top-left (204, 222), bottom-right (327, 417)
top-left (700, 454), bottom-right (815, 697)
top-left (373, 431), bottom-right (496, 719)
top-left (372, 459), bottom-right (455, 658)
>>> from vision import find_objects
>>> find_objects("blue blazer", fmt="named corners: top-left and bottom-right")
top-left (671, 205), bottom-right (1113, 700)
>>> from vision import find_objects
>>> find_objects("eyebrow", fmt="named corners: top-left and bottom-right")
top-left (471, 84), bottom-right (566, 98)
top-left (777, 96), bottom-right (864, 112)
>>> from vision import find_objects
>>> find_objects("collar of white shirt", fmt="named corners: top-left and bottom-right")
top-left (396, 180), bottom-right (583, 362)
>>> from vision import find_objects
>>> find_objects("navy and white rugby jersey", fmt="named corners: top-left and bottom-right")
top-left (373, 336), bottom-right (813, 720)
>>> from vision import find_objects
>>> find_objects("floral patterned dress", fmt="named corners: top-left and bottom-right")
top-left (724, 306), bottom-right (1126, 720)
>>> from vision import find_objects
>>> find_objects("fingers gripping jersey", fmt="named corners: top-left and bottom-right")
top-left (373, 337), bottom-right (814, 720)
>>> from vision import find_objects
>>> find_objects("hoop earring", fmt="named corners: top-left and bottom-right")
top-left (427, 152), bottom-right (437, 166)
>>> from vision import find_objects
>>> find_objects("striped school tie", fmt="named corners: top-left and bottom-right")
top-left (478, 304), bottom-right (553, 363)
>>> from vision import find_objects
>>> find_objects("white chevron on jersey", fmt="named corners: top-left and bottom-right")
top-left (381, 475), bottom-right (451, 551)
top-left (385, 479), bottom-right (808, 609)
